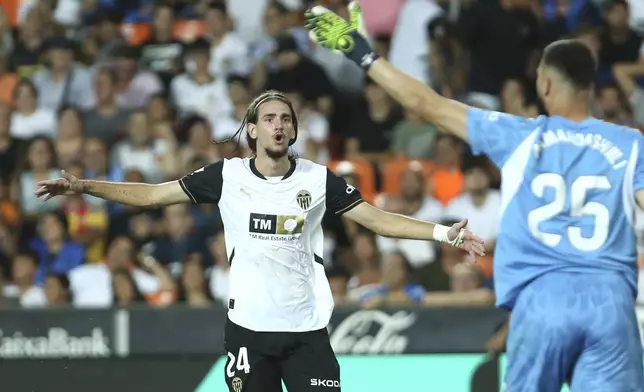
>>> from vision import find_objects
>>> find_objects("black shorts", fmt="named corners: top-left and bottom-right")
top-left (223, 318), bottom-right (341, 392)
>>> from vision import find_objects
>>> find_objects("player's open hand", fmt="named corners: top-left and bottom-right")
top-left (447, 219), bottom-right (486, 259)
top-left (34, 170), bottom-right (85, 201)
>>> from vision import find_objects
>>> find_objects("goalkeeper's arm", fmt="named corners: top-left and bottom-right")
top-left (306, 2), bottom-right (471, 142)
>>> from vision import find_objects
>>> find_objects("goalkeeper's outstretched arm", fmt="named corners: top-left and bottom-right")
top-left (305, 1), bottom-right (471, 142)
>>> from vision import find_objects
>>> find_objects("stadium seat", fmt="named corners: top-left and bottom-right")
top-left (121, 20), bottom-right (206, 45)
top-left (381, 158), bottom-right (434, 196)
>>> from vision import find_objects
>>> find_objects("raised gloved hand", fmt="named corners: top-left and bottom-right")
top-left (304, 1), bottom-right (379, 70)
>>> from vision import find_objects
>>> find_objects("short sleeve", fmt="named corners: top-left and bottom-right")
top-left (633, 134), bottom-right (644, 192)
top-left (467, 108), bottom-right (542, 168)
top-left (179, 161), bottom-right (224, 204)
top-left (325, 168), bottom-right (364, 215)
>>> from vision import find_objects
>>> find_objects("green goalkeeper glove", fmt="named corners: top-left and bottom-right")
top-left (304, 1), bottom-right (379, 71)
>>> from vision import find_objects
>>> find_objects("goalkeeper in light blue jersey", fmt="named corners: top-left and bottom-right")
top-left (305, 2), bottom-right (644, 391)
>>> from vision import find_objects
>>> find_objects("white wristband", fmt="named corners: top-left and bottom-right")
top-left (433, 224), bottom-right (451, 243)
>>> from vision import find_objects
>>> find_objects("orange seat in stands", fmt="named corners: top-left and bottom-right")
top-left (121, 20), bottom-right (206, 45)
top-left (381, 158), bottom-right (434, 196)
top-left (327, 160), bottom-right (376, 203)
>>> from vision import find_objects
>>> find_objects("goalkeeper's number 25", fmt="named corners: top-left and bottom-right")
top-left (528, 173), bottom-right (611, 252)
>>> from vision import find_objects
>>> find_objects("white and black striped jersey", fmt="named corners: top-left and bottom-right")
top-left (179, 157), bottom-right (363, 332)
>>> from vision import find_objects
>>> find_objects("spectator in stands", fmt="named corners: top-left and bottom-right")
top-left (84, 67), bottom-right (132, 146)
top-left (0, 179), bottom-right (19, 231)
top-left (613, 62), bottom-right (644, 126)
top-left (94, 12), bottom-right (128, 64)
top-left (327, 266), bottom-right (351, 305)
top-left (0, 56), bottom-right (18, 105)
top-left (139, 2), bottom-right (185, 89)
top-left (377, 165), bottom-right (442, 274)
top-left (126, 212), bottom-right (157, 250)
top-left (69, 236), bottom-right (160, 308)
top-left (360, 252), bottom-right (427, 308)
top-left (56, 106), bottom-right (84, 168)
top-left (113, 267), bottom-right (146, 307)
top-left (63, 162), bottom-right (108, 263)
top-left (284, 89), bottom-right (329, 163)
top-left (170, 38), bottom-right (233, 124)
top-left (445, 156), bottom-right (501, 253)
top-left (11, 8), bottom-right (46, 77)
top-left (32, 36), bottom-right (93, 110)
top-left (179, 257), bottom-right (212, 307)
top-left (391, 109), bottom-right (438, 159)
top-left (112, 45), bottom-right (163, 109)
top-left (44, 273), bottom-right (71, 306)
top-left (146, 94), bottom-right (174, 131)
top-left (599, 0), bottom-right (643, 84)
top-left (19, 137), bottom-right (62, 217)
top-left (457, 0), bottom-right (541, 107)
top-left (11, 79), bottom-right (56, 140)
top-left (500, 78), bottom-right (531, 117)
top-left (4, 251), bottom-right (46, 308)
top-left (150, 204), bottom-right (194, 274)
top-left (424, 261), bottom-right (495, 307)
top-left (83, 138), bottom-right (125, 210)
top-left (203, 1), bottom-right (251, 78)
top-left (177, 116), bottom-right (219, 174)
top-left (345, 78), bottom-right (402, 163)
top-left (212, 76), bottom-right (251, 149)
top-left (256, 34), bottom-right (335, 116)
top-left (595, 84), bottom-right (636, 126)
top-left (0, 8), bottom-right (13, 58)
top-left (29, 212), bottom-right (84, 285)
top-left (347, 232), bottom-right (382, 301)
top-left (431, 134), bottom-right (464, 205)
top-left (208, 230), bottom-right (229, 307)
top-left (0, 103), bottom-right (23, 181)
top-left (110, 111), bottom-right (172, 184)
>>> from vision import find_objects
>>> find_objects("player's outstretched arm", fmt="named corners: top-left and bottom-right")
top-left (305, 1), bottom-right (470, 141)
top-left (343, 202), bottom-right (485, 258)
top-left (35, 170), bottom-right (190, 207)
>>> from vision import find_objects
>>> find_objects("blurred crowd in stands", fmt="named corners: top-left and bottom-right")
top-left (0, 0), bottom-right (642, 312)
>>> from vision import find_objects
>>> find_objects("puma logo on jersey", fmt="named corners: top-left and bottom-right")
top-left (239, 188), bottom-right (251, 199)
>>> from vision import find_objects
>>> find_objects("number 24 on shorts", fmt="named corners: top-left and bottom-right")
top-left (227, 347), bottom-right (251, 377)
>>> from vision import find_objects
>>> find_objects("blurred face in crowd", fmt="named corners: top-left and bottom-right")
top-left (127, 112), bottom-right (150, 146)
top-left (94, 69), bottom-right (116, 104)
top-left (14, 83), bottom-right (37, 113)
top-left (464, 167), bottom-right (490, 194)
top-left (39, 213), bottom-right (64, 244)
top-left (210, 231), bottom-right (228, 267)
top-left (191, 49), bottom-right (211, 72)
top-left (45, 275), bottom-right (69, 305)
top-left (153, 6), bottom-right (174, 36)
top-left (434, 136), bottom-right (460, 167)
top-left (99, 19), bottom-right (119, 43)
top-left (501, 79), bottom-right (525, 114)
top-left (58, 107), bottom-right (82, 139)
top-left (147, 96), bottom-right (170, 123)
top-left (113, 269), bottom-right (136, 305)
top-left (383, 195), bottom-right (405, 214)
top-left (28, 138), bottom-right (54, 171)
top-left (577, 31), bottom-right (600, 58)
top-left (0, 103), bottom-right (10, 137)
top-left (285, 91), bottom-right (303, 113)
top-left (115, 56), bottom-right (137, 82)
top-left (188, 121), bottom-right (212, 148)
top-left (83, 138), bottom-right (108, 174)
top-left (125, 169), bottom-right (145, 182)
top-left (382, 253), bottom-right (408, 289)
top-left (450, 263), bottom-right (482, 293)
top-left (164, 204), bottom-right (191, 237)
top-left (328, 275), bottom-right (348, 301)
top-left (353, 233), bottom-right (376, 265)
top-left (248, 99), bottom-right (295, 159)
top-left (12, 254), bottom-right (37, 284)
top-left (598, 86), bottom-right (622, 119)
top-left (264, 4), bottom-right (285, 37)
top-left (129, 213), bottom-right (155, 240)
top-left (182, 260), bottom-right (206, 292)
top-left (49, 48), bottom-right (72, 71)
top-left (20, 8), bottom-right (42, 39)
top-left (205, 8), bottom-right (228, 37)
top-left (107, 237), bottom-right (134, 269)
top-left (275, 50), bottom-right (300, 70)
top-left (605, 3), bottom-right (629, 30)
top-left (400, 170), bottom-right (424, 201)
top-left (228, 80), bottom-right (250, 106)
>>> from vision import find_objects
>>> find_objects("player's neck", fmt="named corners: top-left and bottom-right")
top-left (253, 155), bottom-right (292, 178)
top-left (547, 94), bottom-right (592, 123)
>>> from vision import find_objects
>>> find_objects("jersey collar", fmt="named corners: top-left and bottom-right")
top-left (249, 157), bottom-right (297, 181)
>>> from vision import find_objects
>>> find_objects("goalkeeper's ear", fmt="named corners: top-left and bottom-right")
top-left (348, 1), bottom-right (369, 38)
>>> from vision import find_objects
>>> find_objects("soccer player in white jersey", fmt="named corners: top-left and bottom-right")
top-left (304, 2), bottom-right (644, 391)
top-left (36, 90), bottom-right (485, 392)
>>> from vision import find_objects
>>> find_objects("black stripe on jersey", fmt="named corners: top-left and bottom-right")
top-left (178, 178), bottom-right (197, 204)
top-left (314, 254), bottom-right (324, 265)
top-left (228, 248), bottom-right (235, 266)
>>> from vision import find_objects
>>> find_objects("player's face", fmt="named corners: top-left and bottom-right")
top-left (249, 100), bottom-right (295, 159)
